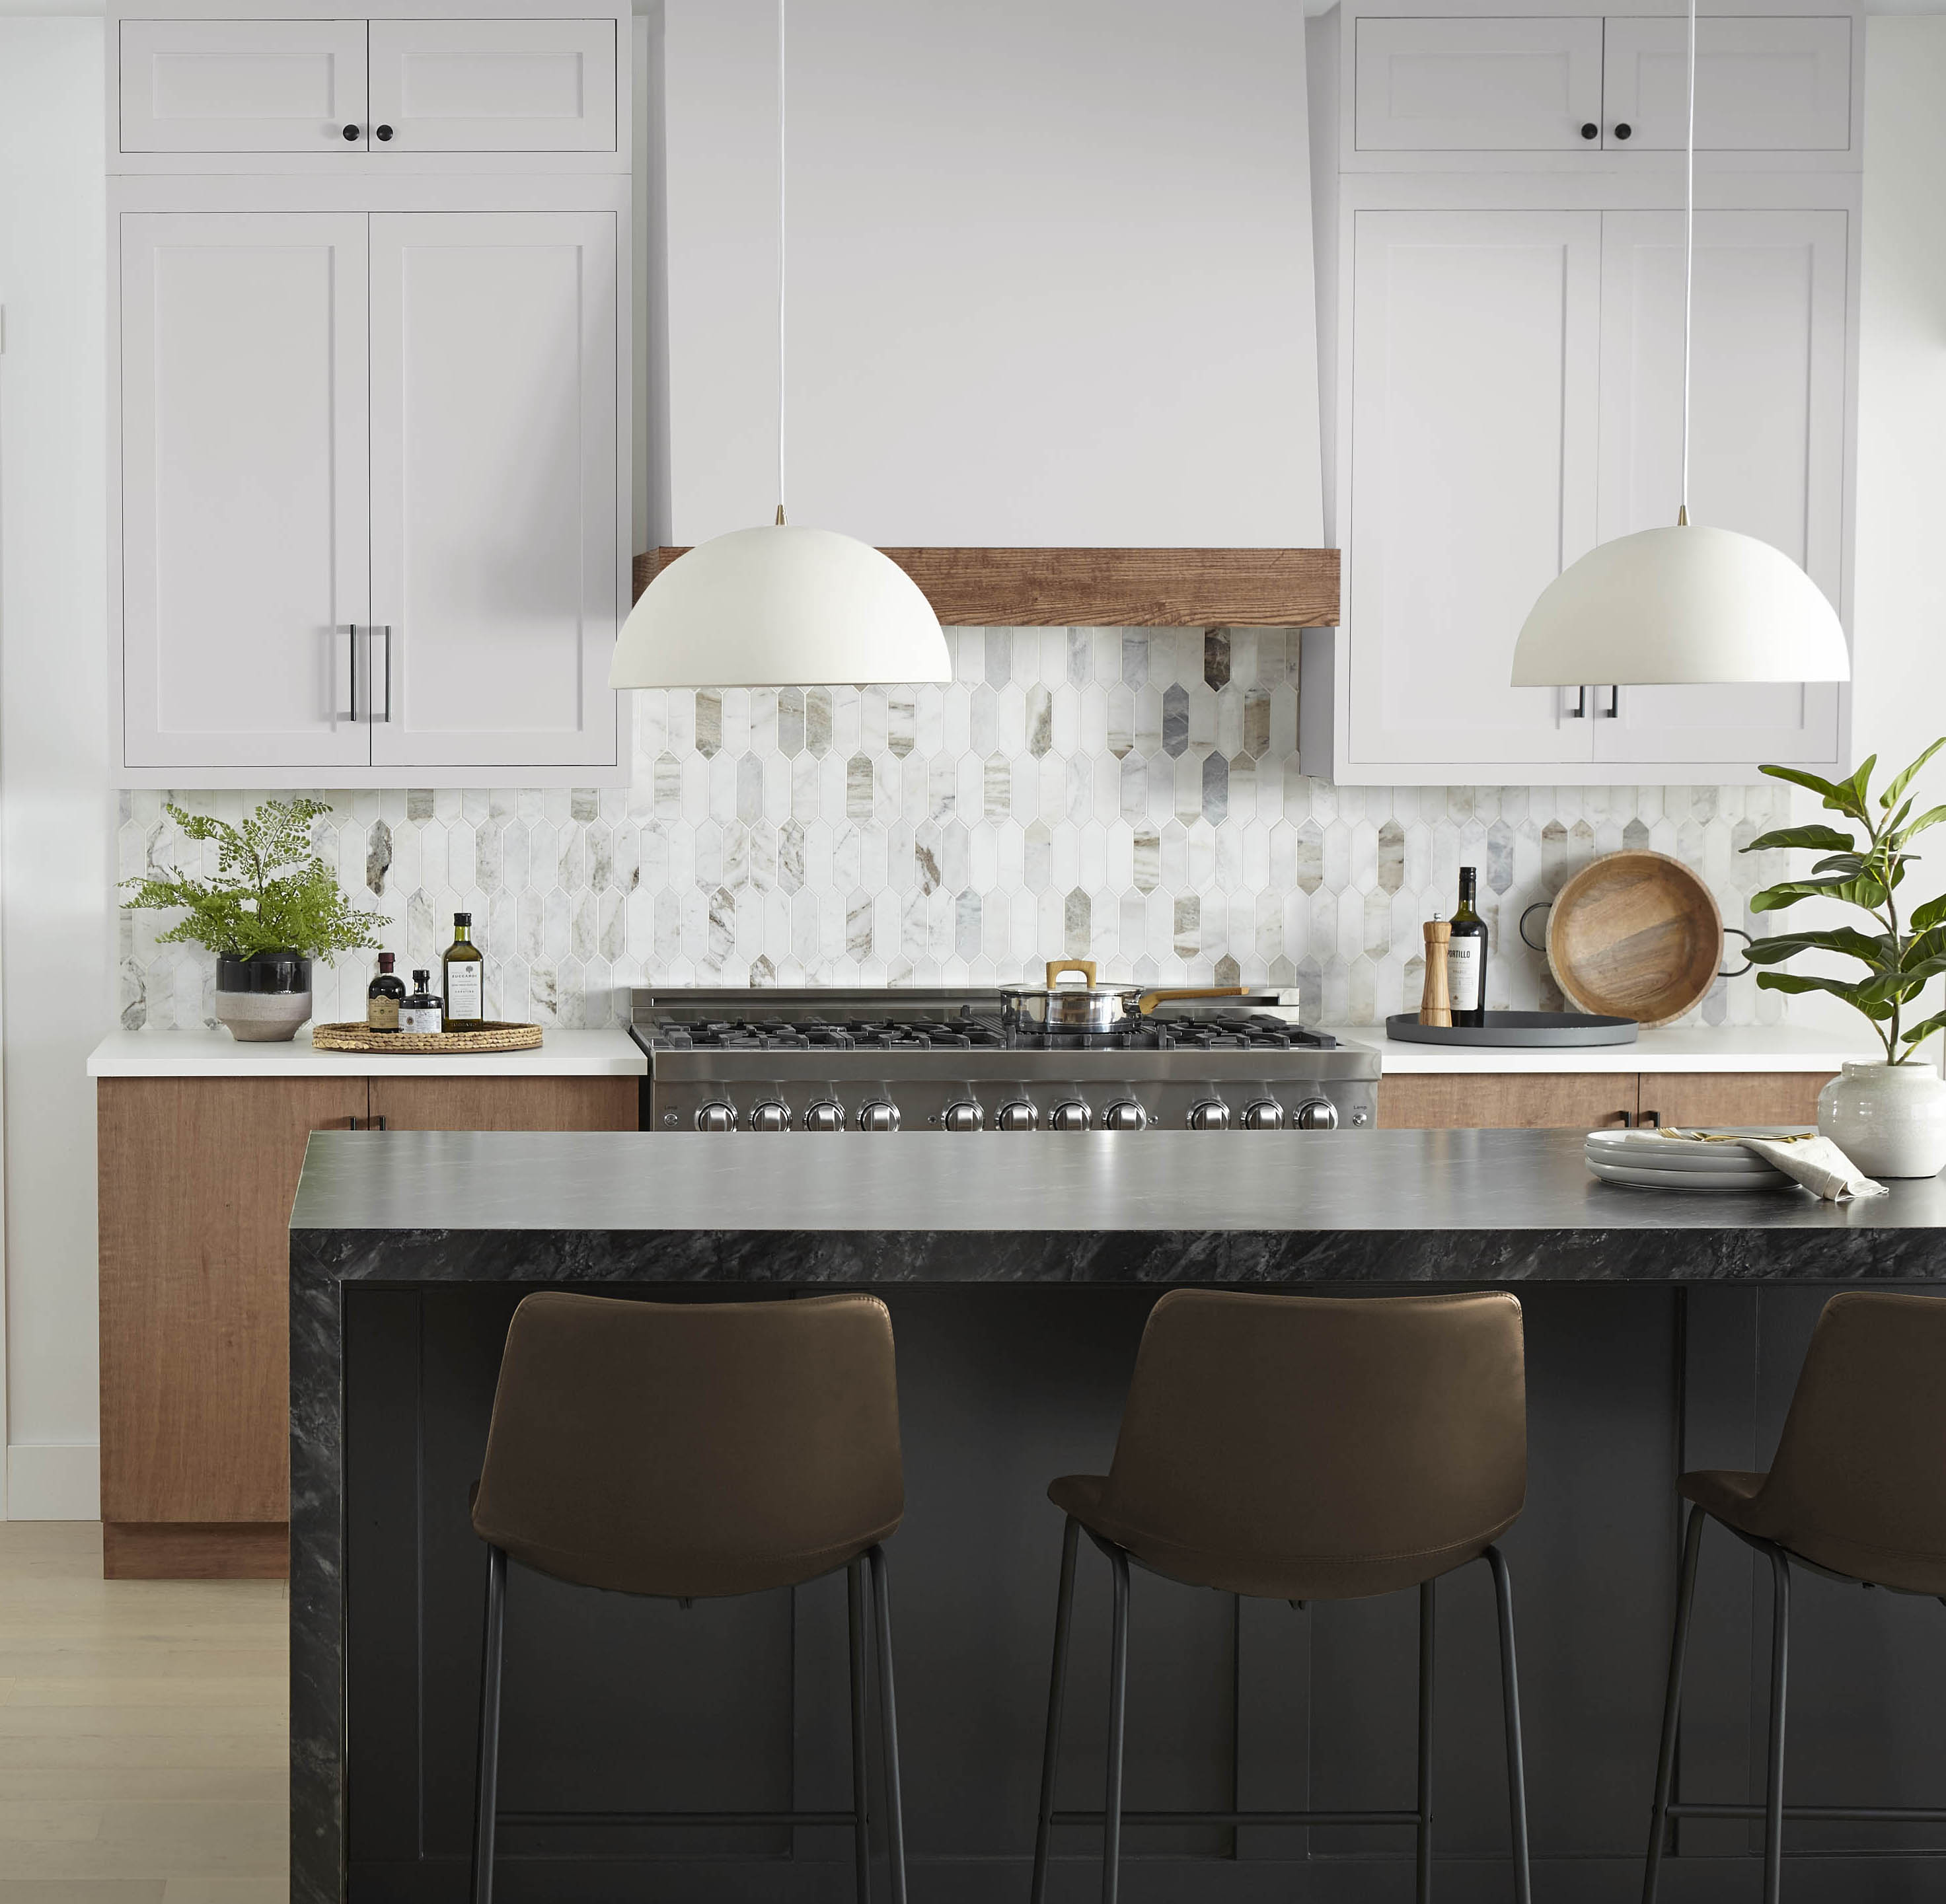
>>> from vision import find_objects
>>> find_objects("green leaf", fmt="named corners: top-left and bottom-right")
top-left (1847, 754), bottom-right (1880, 813)
top-left (1895, 805), bottom-right (1946, 846)
top-left (1750, 875), bottom-right (1890, 914)
top-left (1740, 824), bottom-right (1857, 855)
top-left (1879, 737), bottom-right (1946, 811)
top-left (1755, 970), bottom-right (1896, 1016)
top-left (1759, 762), bottom-right (1869, 819)
top-left (1809, 853), bottom-right (1866, 877)
top-left (1741, 927), bottom-right (1894, 969)
top-left (1900, 1010), bottom-right (1946, 1047)
top-left (1911, 893), bottom-right (1946, 932)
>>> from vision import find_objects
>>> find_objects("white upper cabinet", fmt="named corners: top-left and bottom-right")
top-left (367, 212), bottom-right (620, 772)
top-left (1347, 209), bottom-right (1603, 768)
top-left (1356, 19), bottom-right (1605, 151)
top-left (1602, 18), bottom-right (1852, 151)
top-left (1593, 207), bottom-right (1848, 767)
top-left (366, 20), bottom-right (617, 152)
top-left (119, 21), bottom-right (368, 153)
top-left (119, 213), bottom-right (372, 772)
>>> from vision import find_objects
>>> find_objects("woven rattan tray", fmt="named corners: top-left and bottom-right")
top-left (311, 1021), bottom-right (543, 1055)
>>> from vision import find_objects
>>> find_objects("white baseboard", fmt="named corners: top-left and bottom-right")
top-left (6, 1443), bottom-right (100, 1520)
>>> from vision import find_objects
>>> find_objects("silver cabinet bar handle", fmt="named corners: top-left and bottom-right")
top-left (337, 624), bottom-right (359, 723)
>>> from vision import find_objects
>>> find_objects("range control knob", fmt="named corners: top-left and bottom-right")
top-left (1242, 1099), bottom-right (1286, 1130)
top-left (1049, 1099), bottom-right (1092, 1132)
top-left (1187, 1099), bottom-right (1230, 1131)
top-left (858, 1100), bottom-right (901, 1132)
top-left (748, 1099), bottom-right (791, 1132)
top-left (1294, 1098), bottom-right (1340, 1131)
top-left (694, 1100), bottom-right (737, 1132)
top-left (1102, 1099), bottom-right (1147, 1132)
top-left (804, 1100), bottom-right (844, 1132)
top-left (996, 1099), bottom-right (1038, 1132)
top-left (942, 1100), bottom-right (983, 1132)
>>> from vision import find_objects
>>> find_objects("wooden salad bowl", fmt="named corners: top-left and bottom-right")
top-left (1542, 850), bottom-right (1729, 1027)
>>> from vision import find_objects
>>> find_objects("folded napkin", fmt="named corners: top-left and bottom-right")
top-left (1604, 1127), bottom-right (1887, 1201)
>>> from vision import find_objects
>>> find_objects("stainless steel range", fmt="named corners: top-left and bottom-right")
top-left (630, 988), bottom-right (1379, 1134)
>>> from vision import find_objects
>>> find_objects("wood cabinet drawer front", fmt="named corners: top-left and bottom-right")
top-left (367, 20), bottom-right (617, 152)
top-left (1356, 18), bottom-right (1604, 151)
top-left (366, 1075), bottom-right (638, 1132)
top-left (1378, 1073), bottom-right (1637, 1130)
top-left (1637, 1072), bottom-right (1835, 1130)
top-left (120, 20), bottom-right (368, 153)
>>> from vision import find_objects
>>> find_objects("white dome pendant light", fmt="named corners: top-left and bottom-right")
top-left (1509, 0), bottom-right (1849, 689)
top-left (609, 0), bottom-right (948, 690)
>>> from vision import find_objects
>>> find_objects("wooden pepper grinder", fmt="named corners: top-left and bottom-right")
top-left (1420, 916), bottom-right (1453, 1027)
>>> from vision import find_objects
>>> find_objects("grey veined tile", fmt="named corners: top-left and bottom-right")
top-left (1161, 684), bottom-right (1190, 759)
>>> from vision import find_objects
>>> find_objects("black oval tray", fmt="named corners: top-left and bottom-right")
top-left (1386, 1011), bottom-right (1638, 1048)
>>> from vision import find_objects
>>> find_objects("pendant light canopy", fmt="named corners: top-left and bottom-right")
top-left (1507, 0), bottom-right (1849, 690)
top-left (609, 0), bottom-right (948, 691)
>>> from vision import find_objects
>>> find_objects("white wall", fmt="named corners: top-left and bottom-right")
top-left (663, 0), bottom-right (1324, 548)
top-left (0, 15), bottom-right (110, 1517)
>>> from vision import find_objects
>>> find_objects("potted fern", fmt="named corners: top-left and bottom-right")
top-left (122, 799), bottom-right (389, 1041)
top-left (1742, 741), bottom-right (1946, 1175)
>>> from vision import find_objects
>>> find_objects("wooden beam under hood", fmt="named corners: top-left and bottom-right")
top-left (631, 546), bottom-right (1339, 627)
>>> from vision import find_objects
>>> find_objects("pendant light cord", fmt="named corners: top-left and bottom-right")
top-left (1679, 0), bottom-right (1696, 525)
top-left (776, 0), bottom-right (788, 527)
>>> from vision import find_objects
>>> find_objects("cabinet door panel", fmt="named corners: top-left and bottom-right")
top-left (1602, 17), bottom-right (1852, 152)
top-left (1347, 210), bottom-right (1600, 768)
top-left (367, 19), bottom-right (617, 152)
top-left (1378, 1073), bottom-right (1637, 1130)
top-left (120, 213), bottom-right (371, 771)
top-left (368, 212), bottom-right (620, 772)
top-left (119, 19), bottom-right (367, 153)
top-left (1637, 1072), bottom-right (1834, 1128)
top-left (1355, 18), bottom-right (1604, 151)
top-left (1594, 210), bottom-right (1847, 768)
top-left (367, 1076), bottom-right (639, 1131)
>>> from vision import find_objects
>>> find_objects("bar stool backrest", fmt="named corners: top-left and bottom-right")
top-left (470, 1291), bottom-right (903, 1598)
top-left (1753, 1291), bottom-right (1946, 1580)
top-left (1098, 1290), bottom-right (1526, 1594)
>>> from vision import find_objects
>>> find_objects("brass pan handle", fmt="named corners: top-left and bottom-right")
top-left (1135, 986), bottom-right (1249, 1016)
top-left (1045, 959), bottom-right (1098, 988)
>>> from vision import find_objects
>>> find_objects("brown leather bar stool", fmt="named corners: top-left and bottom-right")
top-left (1644, 1290), bottom-right (1946, 1904)
top-left (1029, 1288), bottom-right (1532, 1904)
top-left (467, 1290), bottom-right (909, 1904)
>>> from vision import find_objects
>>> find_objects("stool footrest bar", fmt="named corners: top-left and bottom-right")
top-left (500, 1810), bottom-right (860, 1828)
top-left (1052, 1808), bottom-right (1422, 1828)
top-left (1666, 1804), bottom-right (1946, 1823)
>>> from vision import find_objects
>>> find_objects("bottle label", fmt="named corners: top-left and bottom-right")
top-left (400, 1004), bottom-right (444, 1035)
top-left (445, 962), bottom-right (483, 1021)
top-left (1447, 939), bottom-right (1483, 1012)
top-left (367, 996), bottom-right (399, 1031)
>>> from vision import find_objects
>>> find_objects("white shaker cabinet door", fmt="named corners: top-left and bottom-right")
top-left (367, 212), bottom-right (621, 774)
top-left (367, 20), bottom-right (617, 152)
top-left (1594, 209), bottom-right (1848, 768)
top-left (118, 20), bottom-right (369, 153)
top-left (1602, 18), bottom-right (1853, 153)
top-left (1346, 209), bottom-right (1601, 770)
top-left (1355, 18), bottom-right (1604, 151)
top-left (119, 213), bottom-right (372, 772)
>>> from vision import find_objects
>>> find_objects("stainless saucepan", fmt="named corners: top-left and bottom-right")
top-left (998, 960), bottom-right (1247, 1035)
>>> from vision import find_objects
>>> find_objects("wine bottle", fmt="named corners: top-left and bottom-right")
top-left (442, 911), bottom-right (485, 1031)
top-left (1449, 867), bottom-right (1489, 1029)
top-left (400, 970), bottom-right (445, 1035)
top-left (366, 952), bottom-right (405, 1032)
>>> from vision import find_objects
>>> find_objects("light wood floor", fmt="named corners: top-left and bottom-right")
top-left (0, 1521), bottom-right (286, 1903)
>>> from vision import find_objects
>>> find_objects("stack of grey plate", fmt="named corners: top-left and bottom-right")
top-left (1584, 1127), bottom-right (1805, 1192)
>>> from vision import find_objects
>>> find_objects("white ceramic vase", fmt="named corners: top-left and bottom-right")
top-left (1816, 1059), bottom-right (1946, 1179)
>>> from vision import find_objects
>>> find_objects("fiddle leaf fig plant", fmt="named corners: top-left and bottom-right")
top-left (1739, 740), bottom-right (1946, 1062)
top-left (121, 797), bottom-right (387, 963)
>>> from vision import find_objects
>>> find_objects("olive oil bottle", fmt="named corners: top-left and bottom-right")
top-left (441, 912), bottom-right (486, 1031)
top-left (1448, 867), bottom-right (1489, 1029)
top-left (365, 952), bottom-right (405, 1031)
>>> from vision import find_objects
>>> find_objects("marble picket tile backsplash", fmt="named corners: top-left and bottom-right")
top-left (116, 627), bottom-right (1795, 1032)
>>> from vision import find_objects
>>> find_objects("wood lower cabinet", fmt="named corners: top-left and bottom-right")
top-left (1377, 1070), bottom-right (1838, 1131)
top-left (96, 1071), bottom-right (638, 1579)
top-left (1636, 1072), bottom-right (1835, 1130)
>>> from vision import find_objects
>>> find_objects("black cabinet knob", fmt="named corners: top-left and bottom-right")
top-left (1580, 122), bottom-right (1598, 139)
top-left (375, 124), bottom-right (394, 141)
top-left (1614, 122), bottom-right (1632, 139)
top-left (342, 124), bottom-right (359, 141)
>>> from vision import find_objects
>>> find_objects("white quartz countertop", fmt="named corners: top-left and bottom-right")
top-left (1324, 1024), bottom-right (1876, 1076)
top-left (87, 1027), bottom-right (646, 1079)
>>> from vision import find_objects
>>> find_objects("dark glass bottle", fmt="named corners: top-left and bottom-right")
top-left (442, 911), bottom-right (485, 1031)
top-left (400, 969), bottom-right (445, 1035)
top-left (365, 952), bottom-right (405, 1032)
top-left (1449, 867), bottom-right (1489, 1028)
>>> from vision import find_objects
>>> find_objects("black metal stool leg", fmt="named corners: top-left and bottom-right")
top-left (1031, 1516), bottom-right (1082, 1904)
top-left (469, 1544), bottom-right (507, 1904)
top-left (1644, 1504), bottom-right (1706, 1904)
top-left (1417, 1577), bottom-right (1436, 1904)
top-left (866, 1545), bottom-right (909, 1904)
top-left (1102, 1545), bottom-right (1131, 1904)
top-left (1483, 1547), bottom-right (1532, 1904)
top-left (848, 1556), bottom-right (872, 1904)
top-left (1763, 1545), bottom-right (1791, 1904)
